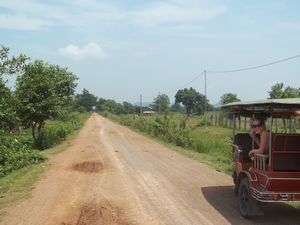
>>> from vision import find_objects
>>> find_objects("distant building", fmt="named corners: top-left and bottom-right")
top-left (142, 106), bottom-right (155, 116)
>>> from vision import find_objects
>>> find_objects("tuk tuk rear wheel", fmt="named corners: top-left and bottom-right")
top-left (238, 178), bottom-right (252, 218)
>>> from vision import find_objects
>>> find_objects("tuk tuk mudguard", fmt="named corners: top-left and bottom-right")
top-left (237, 171), bottom-right (264, 217)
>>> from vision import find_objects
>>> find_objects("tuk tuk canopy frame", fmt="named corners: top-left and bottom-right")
top-left (221, 98), bottom-right (300, 118)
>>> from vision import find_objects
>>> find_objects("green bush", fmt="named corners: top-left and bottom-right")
top-left (0, 112), bottom-right (89, 176)
top-left (34, 112), bottom-right (89, 150)
top-left (119, 115), bottom-right (193, 148)
top-left (198, 118), bottom-right (213, 127)
top-left (0, 136), bottom-right (46, 177)
top-left (102, 111), bottom-right (109, 117)
top-left (119, 115), bottom-right (134, 126)
top-left (17, 135), bottom-right (34, 148)
top-left (36, 125), bottom-right (69, 150)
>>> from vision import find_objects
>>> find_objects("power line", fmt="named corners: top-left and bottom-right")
top-left (165, 71), bottom-right (206, 95)
top-left (142, 53), bottom-right (300, 101)
top-left (207, 54), bottom-right (300, 73)
top-left (143, 71), bottom-right (205, 99)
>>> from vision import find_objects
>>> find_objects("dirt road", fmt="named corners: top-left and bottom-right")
top-left (1, 114), bottom-right (300, 225)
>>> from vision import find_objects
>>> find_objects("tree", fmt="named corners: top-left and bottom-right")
top-left (175, 87), bottom-right (209, 116)
top-left (175, 88), bottom-right (197, 116)
top-left (74, 89), bottom-right (98, 112)
top-left (122, 101), bottom-right (135, 114)
top-left (96, 98), bottom-right (125, 115)
top-left (96, 98), bottom-right (107, 112)
top-left (0, 45), bottom-right (28, 131)
top-left (220, 93), bottom-right (241, 105)
top-left (269, 83), bottom-right (284, 99)
top-left (151, 93), bottom-right (170, 114)
top-left (0, 45), bottom-right (28, 76)
top-left (170, 102), bottom-right (185, 113)
top-left (114, 102), bottom-right (125, 115)
top-left (269, 83), bottom-right (300, 99)
top-left (279, 86), bottom-right (300, 98)
top-left (0, 78), bottom-right (19, 131)
top-left (104, 99), bottom-right (123, 114)
top-left (16, 60), bottom-right (77, 148)
top-left (194, 93), bottom-right (209, 115)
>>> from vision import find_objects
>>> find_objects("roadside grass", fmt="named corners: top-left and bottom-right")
top-left (0, 163), bottom-right (46, 216)
top-left (162, 143), bottom-right (233, 174)
top-left (0, 113), bottom-right (90, 216)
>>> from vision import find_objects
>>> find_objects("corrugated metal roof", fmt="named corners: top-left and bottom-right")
top-left (222, 98), bottom-right (300, 108)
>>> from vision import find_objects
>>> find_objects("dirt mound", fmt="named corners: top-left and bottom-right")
top-left (61, 201), bottom-right (131, 225)
top-left (72, 161), bottom-right (103, 173)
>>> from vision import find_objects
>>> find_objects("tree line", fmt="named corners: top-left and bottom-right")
top-left (72, 87), bottom-right (214, 116)
top-left (79, 82), bottom-right (299, 117)
top-left (72, 82), bottom-right (300, 118)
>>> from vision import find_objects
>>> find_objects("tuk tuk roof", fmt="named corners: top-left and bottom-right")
top-left (221, 98), bottom-right (300, 117)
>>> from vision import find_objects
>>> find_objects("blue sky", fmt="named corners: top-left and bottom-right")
top-left (1, 0), bottom-right (300, 105)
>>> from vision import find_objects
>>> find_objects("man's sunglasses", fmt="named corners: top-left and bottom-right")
top-left (251, 124), bottom-right (261, 128)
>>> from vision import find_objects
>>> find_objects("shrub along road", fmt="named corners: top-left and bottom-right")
top-left (1, 113), bottom-right (300, 225)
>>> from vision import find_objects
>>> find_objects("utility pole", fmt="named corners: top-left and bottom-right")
top-left (140, 94), bottom-right (142, 115)
top-left (204, 70), bottom-right (207, 128)
top-left (158, 92), bottom-right (161, 115)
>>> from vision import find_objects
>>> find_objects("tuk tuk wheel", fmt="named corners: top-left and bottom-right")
top-left (238, 178), bottom-right (252, 218)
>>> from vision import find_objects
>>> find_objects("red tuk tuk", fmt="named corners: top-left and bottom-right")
top-left (222, 98), bottom-right (300, 218)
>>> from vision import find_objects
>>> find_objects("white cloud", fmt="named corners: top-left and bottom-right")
top-left (0, 0), bottom-right (227, 31)
top-left (58, 42), bottom-right (108, 60)
top-left (0, 0), bottom-right (125, 30)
